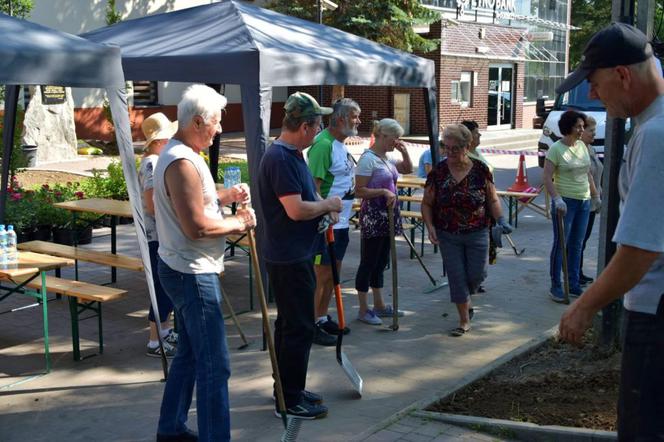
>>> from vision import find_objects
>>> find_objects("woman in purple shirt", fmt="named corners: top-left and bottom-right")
top-left (354, 119), bottom-right (413, 325)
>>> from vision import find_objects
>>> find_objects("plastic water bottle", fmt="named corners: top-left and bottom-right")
top-left (6, 225), bottom-right (17, 266)
top-left (0, 225), bottom-right (7, 267)
top-left (225, 166), bottom-right (241, 188)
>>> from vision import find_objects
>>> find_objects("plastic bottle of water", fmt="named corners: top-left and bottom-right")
top-left (6, 225), bottom-right (17, 266)
top-left (225, 166), bottom-right (241, 188)
top-left (0, 225), bottom-right (7, 267)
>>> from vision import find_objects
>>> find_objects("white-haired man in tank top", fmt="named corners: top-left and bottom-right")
top-left (153, 84), bottom-right (256, 442)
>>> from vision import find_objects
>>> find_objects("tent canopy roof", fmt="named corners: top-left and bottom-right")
top-left (82, 0), bottom-right (435, 88)
top-left (0, 13), bottom-right (124, 88)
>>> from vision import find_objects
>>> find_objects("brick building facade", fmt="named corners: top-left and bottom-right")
top-left (290, 19), bottom-right (526, 135)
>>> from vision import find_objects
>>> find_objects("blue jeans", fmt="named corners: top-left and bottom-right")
top-left (550, 197), bottom-right (590, 292)
top-left (147, 241), bottom-right (173, 323)
top-left (157, 258), bottom-right (231, 442)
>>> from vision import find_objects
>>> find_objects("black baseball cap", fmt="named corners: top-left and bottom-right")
top-left (556, 22), bottom-right (653, 94)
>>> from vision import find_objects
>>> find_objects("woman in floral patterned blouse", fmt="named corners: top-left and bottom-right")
top-left (422, 124), bottom-right (512, 336)
top-left (354, 119), bottom-right (413, 325)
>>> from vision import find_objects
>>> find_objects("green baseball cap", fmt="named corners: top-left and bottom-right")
top-left (284, 92), bottom-right (333, 119)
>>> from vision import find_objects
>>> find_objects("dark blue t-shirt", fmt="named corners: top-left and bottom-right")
top-left (258, 140), bottom-right (323, 264)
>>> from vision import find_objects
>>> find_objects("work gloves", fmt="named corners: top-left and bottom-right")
top-left (553, 196), bottom-right (567, 216)
top-left (496, 216), bottom-right (513, 234)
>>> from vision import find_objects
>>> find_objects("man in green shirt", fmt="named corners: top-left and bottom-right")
top-left (307, 98), bottom-right (361, 346)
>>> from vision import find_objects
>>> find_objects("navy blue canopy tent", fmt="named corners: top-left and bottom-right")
top-left (0, 13), bottom-right (166, 374)
top-left (82, 0), bottom-right (440, 230)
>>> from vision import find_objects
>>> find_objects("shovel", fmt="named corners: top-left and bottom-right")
top-left (556, 212), bottom-right (570, 305)
top-left (504, 233), bottom-right (525, 256)
top-left (326, 226), bottom-right (363, 396)
top-left (387, 201), bottom-right (399, 331)
top-left (246, 223), bottom-right (301, 441)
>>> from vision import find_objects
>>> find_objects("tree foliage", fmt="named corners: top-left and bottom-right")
top-left (570, 0), bottom-right (664, 68)
top-left (569, 0), bottom-right (611, 68)
top-left (266, 0), bottom-right (440, 53)
top-left (105, 0), bottom-right (122, 26)
top-left (0, 0), bottom-right (33, 18)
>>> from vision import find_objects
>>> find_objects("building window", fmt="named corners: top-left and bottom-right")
top-left (451, 71), bottom-right (473, 107)
top-left (133, 81), bottom-right (158, 106)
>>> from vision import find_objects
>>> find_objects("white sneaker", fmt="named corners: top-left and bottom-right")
top-left (146, 341), bottom-right (177, 358)
top-left (357, 309), bottom-right (382, 325)
top-left (163, 329), bottom-right (179, 346)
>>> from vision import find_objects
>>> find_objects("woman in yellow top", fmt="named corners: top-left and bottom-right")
top-left (543, 110), bottom-right (599, 302)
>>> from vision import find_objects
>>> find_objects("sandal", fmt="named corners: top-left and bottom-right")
top-left (449, 326), bottom-right (471, 337)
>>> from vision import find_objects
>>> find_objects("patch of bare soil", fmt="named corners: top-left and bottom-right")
top-left (16, 170), bottom-right (89, 189)
top-left (426, 335), bottom-right (621, 431)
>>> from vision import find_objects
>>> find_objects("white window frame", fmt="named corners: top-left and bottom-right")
top-left (451, 71), bottom-right (473, 107)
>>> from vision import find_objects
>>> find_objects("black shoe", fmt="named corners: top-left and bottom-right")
top-left (275, 399), bottom-right (328, 420)
top-left (579, 274), bottom-right (594, 285)
top-left (156, 429), bottom-right (198, 442)
top-left (319, 316), bottom-right (350, 335)
top-left (313, 324), bottom-right (337, 346)
top-left (273, 390), bottom-right (322, 405)
top-left (302, 390), bottom-right (323, 404)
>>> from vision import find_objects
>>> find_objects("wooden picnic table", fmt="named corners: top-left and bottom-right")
top-left (0, 251), bottom-right (74, 372)
top-left (53, 198), bottom-right (133, 282)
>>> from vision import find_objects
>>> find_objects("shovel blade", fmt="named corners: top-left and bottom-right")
top-left (337, 351), bottom-right (363, 396)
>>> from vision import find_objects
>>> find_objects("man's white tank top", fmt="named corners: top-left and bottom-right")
top-left (153, 139), bottom-right (225, 274)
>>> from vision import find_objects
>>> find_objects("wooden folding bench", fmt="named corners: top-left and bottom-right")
top-left (12, 274), bottom-right (127, 361)
top-left (497, 185), bottom-right (550, 228)
top-left (18, 240), bottom-right (144, 282)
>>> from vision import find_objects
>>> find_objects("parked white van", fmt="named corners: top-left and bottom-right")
top-left (537, 59), bottom-right (661, 167)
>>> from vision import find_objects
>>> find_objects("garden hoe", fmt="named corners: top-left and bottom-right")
top-left (387, 202), bottom-right (399, 331)
top-left (504, 233), bottom-right (525, 256)
top-left (246, 218), bottom-right (301, 441)
top-left (326, 226), bottom-right (363, 396)
top-left (556, 212), bottom-right (571, 305)
top-left (219, 282), bottom-right (249, 350)
top-left (400, 232), bottom-right (447, 293)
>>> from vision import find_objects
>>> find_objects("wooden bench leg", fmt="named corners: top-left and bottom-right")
top-left (97, 301), bottom-right (103, 354)
top-left (68, 297), bottom-right (81, 361)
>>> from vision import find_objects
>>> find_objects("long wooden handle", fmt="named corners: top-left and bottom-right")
top-left (556, 212), bottom-right (570, 304)
top-left (244, 207), bottom-right (288, 420)
top-left (326, 227), bottom-right (345, 330)
top-left (388, 202), bottom-right (398, 323)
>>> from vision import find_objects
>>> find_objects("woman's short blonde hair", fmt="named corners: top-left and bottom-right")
top-left (373, 118), bottom-right (404, 138)
top-left (442, 124), bottom-right (472, 147)
top-left (585, 115), bottom-right (597, 128)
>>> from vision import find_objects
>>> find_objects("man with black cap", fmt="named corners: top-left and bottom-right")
top-left (558, 23), bottom-right (664, 440)
top-left (258, 92), bottom-right (343, 420)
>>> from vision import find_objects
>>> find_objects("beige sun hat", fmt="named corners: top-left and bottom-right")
top-left (142, 112), bottom-right (177, 148)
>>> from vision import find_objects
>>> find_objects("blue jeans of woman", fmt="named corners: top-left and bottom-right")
top-left (157, 258), bottom-right (231, 442)
top-left (550, 197), bottom-right (590, 292)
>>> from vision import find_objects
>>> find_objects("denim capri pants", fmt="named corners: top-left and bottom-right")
top-left (437, 228), bottom-right (489, 304)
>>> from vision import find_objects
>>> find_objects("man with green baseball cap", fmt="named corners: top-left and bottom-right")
top-left (258, 91), bottom-right (341, 420)
top-left (284, 91), bottom-right (333, 119)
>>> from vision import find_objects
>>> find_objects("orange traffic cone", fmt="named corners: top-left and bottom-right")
top-left (508, 154), bottom-right (530, 192)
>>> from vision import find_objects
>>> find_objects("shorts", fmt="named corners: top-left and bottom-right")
top-left (314, 228), bottom-right (349, 266)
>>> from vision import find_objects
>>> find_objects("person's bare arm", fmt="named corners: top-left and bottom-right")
top-left (313, 178), bottom-right (323, 195)
top-left (279, 194), bottom-right (342, 222)
top-left (543, 159), bottom-right (558, 198)
top-left (559, 245), bottom-right (661, 344)
top-left (164, 159), bottom-right (254, 240)
top-left (421, 184), bottom-right (437, 245)
top-left (486, 182), bottom-right (503, 220)
top-left (588, 171), bottom-right (598, 197)
top-left (355, 175), bottom-right (396, 206)
top-left (143, 188), bottom-right (155, 216)
top-left (394, 142), bottom-right (413, 174)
